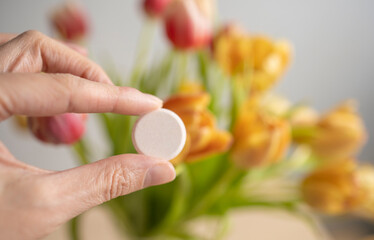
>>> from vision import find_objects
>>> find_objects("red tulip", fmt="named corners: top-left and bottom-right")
top-left (28, 113), bottom-right (87, 145)
top-left (50, 2), bottom-right (89, 41)
top-left (143, 0), bottom-right (172, 18)
top-left (164, 0), bottom-right (214, 50)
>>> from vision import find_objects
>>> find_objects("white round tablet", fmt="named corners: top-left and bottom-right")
top-left (132, 108), bottom-right (186, 161)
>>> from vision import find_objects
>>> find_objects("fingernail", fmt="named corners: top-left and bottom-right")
top-left (143, 163), bottom-right (176, 188)
top-left (144, 93), bottom-right (163, 106)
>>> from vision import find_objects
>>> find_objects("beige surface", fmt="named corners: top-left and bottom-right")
top-left (42, 206), bottom-right (326, 240)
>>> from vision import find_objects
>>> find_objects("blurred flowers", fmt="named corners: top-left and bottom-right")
top-left (289, 105), bottom-right (319, 127)
top-left (356, 165), bottom-right (374, 216)
top-left (302, 159), bottom-right (365, 215)
top-left (143, 0), bottom-right (172, 18)
top-left (50, 1), bottom-right (89, 42)
top-left (164, 83), bottom-right (232, 164)
top-left (164, 0), bottom-right (214, 50)
top-left (230, 99), bottom-right (291, 168)
top-left (28, 113), bottom-right (87, 144)
top-left (213, 24), bottom-right (291, 93)
top-left (299, 101), bottom-right (366, 160)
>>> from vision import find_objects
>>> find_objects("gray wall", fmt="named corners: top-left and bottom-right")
top-left (0, 0), bottom-right (373, 170)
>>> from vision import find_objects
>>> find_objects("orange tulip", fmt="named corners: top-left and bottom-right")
top-left (302, 159), bottom-right (365, 215)
top-left (164, 88), bottom-right (232, 164)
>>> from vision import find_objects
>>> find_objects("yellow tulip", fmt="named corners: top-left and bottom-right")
top-left (355, 165), bottom-right (374, 217)
top-left (302, 159), bottom-right (364, 215)
top-left (310, 101), bottom-right (366, 160)
top-left (230, 101), bottom-right (291, 168)
top-left (213, 25), bottom-right (291, 93)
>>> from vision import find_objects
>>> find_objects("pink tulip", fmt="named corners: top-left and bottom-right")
top-left (50, 2), bottom-right (89, 41)
top-left (164, 0), bottom-right (214, 50)
top-left (143, 0), bottom-right (172, 18)
top-left (28, 113), bottom-right (87, 145)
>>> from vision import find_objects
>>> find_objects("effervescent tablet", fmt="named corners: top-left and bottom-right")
top-left (132, 109), bottom-right (186, 161)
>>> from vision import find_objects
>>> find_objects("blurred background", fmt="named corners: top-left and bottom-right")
top-left (1, 0), bottom-right (374, 239)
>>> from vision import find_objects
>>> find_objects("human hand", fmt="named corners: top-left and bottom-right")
top-left (0, 31), bottom-right (176, 240)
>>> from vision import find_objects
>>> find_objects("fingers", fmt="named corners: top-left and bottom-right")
top-left (0, 30), bottom-right (111, 84)
top-left (0, 73), bottom-right (162, 120)
top-left (64, 42), bottom-right (88, 56)
top-left (0, 32), bottom-right (87, 55)
top-left (0, 33), bottom-right (17, 45)
top-left (42, 154), bottom-right (175, 217)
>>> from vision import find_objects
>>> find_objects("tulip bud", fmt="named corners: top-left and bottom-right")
top-left (143, 0), bottom-right (172, 18)
top-left (50, 2), bottom-right (89, 41)
top-left (310, 101), bottom-right (366, 160)
top-left (28, 113), bottom-right (87, 144)
top-left (302, 159), bottom-right (365, 215)
top-left (164, 0), bottom-right (214, 50)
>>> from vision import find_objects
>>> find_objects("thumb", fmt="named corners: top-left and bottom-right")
top-left (42, 154), bottom-right (175, 217)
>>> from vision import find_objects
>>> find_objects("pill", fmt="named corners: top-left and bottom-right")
top-left (132, 108), bottom-right (186, 161)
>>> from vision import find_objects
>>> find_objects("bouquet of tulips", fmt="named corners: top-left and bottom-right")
top-left (17, 0), bottom-right (374, 239)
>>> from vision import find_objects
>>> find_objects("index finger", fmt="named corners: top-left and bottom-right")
top-left (0, 30), bottom-right (112, 85)
top-left (0, 33), bottom-right (17, 45)
top-left (0, 73), bottom-right (162, 121)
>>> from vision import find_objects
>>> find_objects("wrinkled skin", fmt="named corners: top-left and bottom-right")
top-left (0, 31), bottom-right (176, 240)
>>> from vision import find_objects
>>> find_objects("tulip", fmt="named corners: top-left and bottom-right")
top-left (213, 25), bottom-right (252, 76)
top-left (309, 101), bottom-right (366, 160)
top-left (230, 101), bottom-right (291, 168)
top-left (355, 165), bottom-right (374, 216)
top-left (213, 25), bottom-right (291, 93)
top-left (28, 113), bottom-right (87, 145)
top-left (143, 0), bottom-right (172, 18)
top-left (50, 2), bottom-right (89, 41)
top-left (164, 0), bottom-right (214, 50)
top-left (164, 84), bottom-right (232, 164)
top-left (302, 159), bottom-right (364, 215)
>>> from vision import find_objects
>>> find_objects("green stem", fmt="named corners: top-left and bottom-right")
top-left (229, 78), bottom-right (246, 130)
top-left (73, 139), bottom-right (90, 165)
top-left (69, 217), bottom-right (80, 240)
top-left (130, 20), bottom-right (156, 88)
top-left (186, 164), bottom-right (240, 219)
top-left (178, 51), bottom-right (189, 82)
top-left (149, 165), bottom-right (191, 236)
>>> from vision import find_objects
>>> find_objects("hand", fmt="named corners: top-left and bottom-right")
top-left (0, 31), bottom-right (176, 240)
